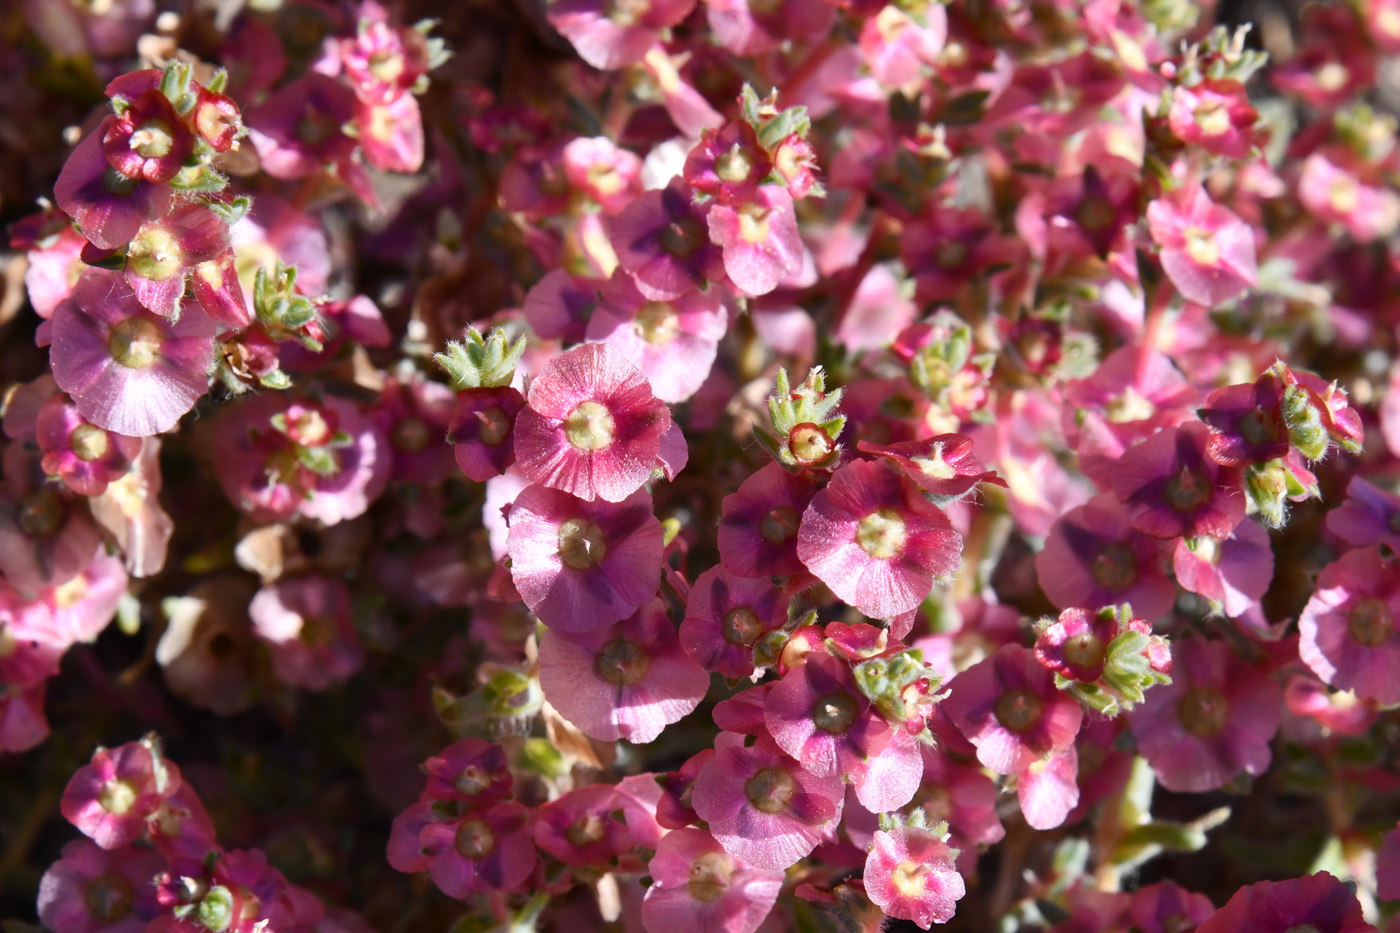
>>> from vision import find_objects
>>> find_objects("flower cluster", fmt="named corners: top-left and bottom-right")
top-left (6, 0), bottom-right (1400, 931)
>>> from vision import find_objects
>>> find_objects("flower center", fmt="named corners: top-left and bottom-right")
top-left (596, 638), bottom-right (651, 686)
top-left (85, 872), bottom-right (136, 922)
top-left (1329, 178), bottom-right (1360, 215)
top-left (563, 400), bottom-right (616, 452)
top-left (660, 217), bottom-right (705, 258)
top-left (1062, 632), bottom-right (1106, 671)
top-left (368, 49), bottom-right (406, 84)
top-left (130, 118), bottom-right (175, 158)
top-left (1347, 597), bottom-right (1393, 647)
top-left (98, 778), bottom-right (139, 815)
top-left (634, 302), bottom-right (681, 345)
top-left (108, 317), bottom-right (164, 369)
top-left (392, 418), bottom-right (430, 452)
top-left (994, 689), bottom-right (1044, 733)
top-left (737, 203), bottom-right (772, 244)
top-left (687, 851), bottom-right (734, 902)
top-left (586, 161), bottom-right (624, 196)
top-left (892, 860), bottom-right (929, 898)
top-left (1239, 407), bottom-right (1279, 445)
top-left (557, 518), bottom-right (608, 570)
top-left (788, 423), bottom-right (833, 465)
top-left (856, 509), bottom-right (908, 560)
top-left (18, 489), bottom-right (64, 538)
top-left (1193, 98), bottom-right (1231, 136)
top-left (1076, 195), bottom-right (1116, 232)
top-left (936, 241), bottom-right (968, 268)
top-left (722, 607), bottom-right (764, 646)
top-left (474, 406), bottom-right (512, 446)
top-left (1177, 686), bottom-right (1229, 738)
top-left (1183, 227), bottom-right (1220, 267)
top-left (744, 766), bottom-right (797, 814)
top-left (454, 818), bottom-right (496, 859)
top-left (68, 422), bottom-right (111, 462)
top-left (812, 691), bottom-right (859, 734)
top-left (454, 765), bottom-right (492, 796)
top-left (565, 812), bottom-right (608, 848)
top-left (1315, 62), bottom-right (1349, 92)
top-left (127, 226), bottom-right (184, 281)
top-left (1105, 386), bottom-right (1155, 423)
top-left (760, 505), bottom-right (801, 545)
top-left (1165, 467), bottom-right (1212, 512)
top-left (716, 145), bottom-right (755, 184)
top-left (1090, 543), bottom-right (1138, 590)
top-left (291, 408), bottom-right (333, 446)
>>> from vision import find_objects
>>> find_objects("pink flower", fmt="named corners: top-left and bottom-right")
top-left (706, 0), bottom-right (833, 55)
top-left (1146, 186), bottom-right (1258, 308)
top-left (1298, 546), bottom-right (1400, 706)
top-left (657, 748), bottom-right (715, 829)
top-left (765, 652), bottom-right (895, 779)
top-left (246, 74), bottom-right (359, 181)
top-left (54, 119), bottom-right (172, 251)
top-left (1036, 494), bottom-right (1176, 619)
top-left (51, 270), bottom-right (217, 437)
top-left (523, 269), bottom-right (603, 343)
top-left (450, 386), bottom-right (526, 482)
top-left (692, 731), bottom-right (844, 871)
top-left (539, 598), bottom-right (709, 742)
top-left (533, 784), bottom-right (635, 866)
top-left (102, 88), bottom-right (193, 184)
top-left (1196, 872), bottom-right (1375, 933)
top-left (0, 683), bottom-right (49, 754)
top-left (248, 575), bottom-right (364, 691)
top-left (0, 450), bottom-right (104, 595)
top-left (60, 741), bottom-right (168, 849)
top-left (943, 644), bottom-right (1084, 774)
top-left (0, 583), bottom-right (65, 688)
top-left (372, 372), bottom-right (456, 484)
top-left (354, 94), bottom-right (426, 173)
top-left (684, 122), bottom-right (772, 204)
top-left (1128, 637), bottom-right (1281, 793)
top-left (1325, 476), bottom-right (1400, 552)
top-left (1172, 519), bottom-right (1274, 618)
top-left (718, 461), bottom-right (816, 579)
top-left (1112, 422), bottom-right (1246, 541)
top-left (611, 177), bottom-right (725, 301)
top-left (1200, 372), bottom-right (1290, 468)
top-left (1016, 744), bottom-right (1079, 830)
top-left (514, 342), bottom-right (672, 503)
top-left (858, 5), bottom-right (948, 87)
top-left (681, 566), bottom-right (789, 678)
top-left (1129, 881), bottom-right (1216, 933)
top-left (641, 827), bottom-right (785, 933)
top-left (389, 799), bottom-right (536, 897)
top-left (585, 270), bottom-right (728, 404)
top-left (340, 20), bottom-right (428, 104)
top-left (547, 0), bottom-right (696, 70)
top-left (1034, 608), bottom-right (1116, 682)
top-left (913, 748), bottom-right (1005, 867)
top-left (797, 459), bottom-right (962, 620)
top-left (563, 136), bottom-right (643, 214)
top-left (863, 825), bottom-right (966, 928)
top-left (706, 185), bottom-right (804, 297)
top-left (1167, 80), bottom-right (1259, 159)
top-left (122, 204), bottom-right (231, 319)
top-left (857, 434), bottom-right (1006, 503)
top-left (37, 839), bottom-right (165, 933)
top-left (36, 393), bottom-right (141, 497)
top-left (423, 738), bottom-right (514, 805)
top-left (1298, 152), bottom-right (1400, 244)
top-left (507, 484), bottom-right (663, 632)
top-left (22, 220), bottom-right (87, 323)
top-left (40, 552), bottom-right (128, 646)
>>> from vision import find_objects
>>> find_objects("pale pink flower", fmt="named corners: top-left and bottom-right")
top-left (718, 461), bottom-right (816, 579)
top-left (680, 566), bottom-right (789, 678)
top-left (249, 575), bottom-right (364, 691)
top-left (641, 827), bottom-right (784, 933)
top-left (1146, 186), bottom-right (1257, 308)
top-left (60, 741), bottom-right (167, 849)
top-left (533, 784), bottom-right (635, 866)
top-left (1298, 546), bottom-right (1400, 706)
top-left (1035, 493), bottom-right (1176, 619)
top-left (706, 185), bottom-right (804, 297)
top-left (1172, 519), bottom-right (1274, 618)
top-left (863, 825), bottom-right (965, 928)
top-left (36, 393), bottom-right (141, 497)
top-left (37, 839), bottom-right (165, 933)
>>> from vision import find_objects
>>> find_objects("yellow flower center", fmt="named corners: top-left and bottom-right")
top-left (564, 400), bottom-right (616, 452)
top-left (856, 509), bottom-right (907, 560)
top-left (108, 317), bottom-right (163, 369)
top-left (557, 518), bottom-right (608, 570)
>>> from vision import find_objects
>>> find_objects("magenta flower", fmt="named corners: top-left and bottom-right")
top-left (657, 748), bottom-right (715, 829)
top-left (1036, 494), bottom-right (1176, 619)
top-left (102, 87), bottom-right (193, 184)
top-left (1196, 872), bottom-right (1375, 933)
top-left (389, 799), bottom-right (535, 897)
top-left (1034, 608), bottom-right (1116, 683)
top-left (450, 386), bottom-right (526, 482)
top-left (1167, 79), bottom-right (1259, 159)
top-left (641, 827), bottom-right (785, 933)
top-left (506, 484), bottom-right (663, 632)
top-left (1325, 476), bottom-right (1400, 551)
top-left (50, 270), bottom-right (217, 437)
top-left (610, 177), bottom-right (725, 301)
top-left (683, 122), bottom-right (772, 204)
top-left (1299, 152), bottom-right (1400, 245)
top-left (1128, 637), bottom-right (1281, 793)
top-left (246, 74), bottom-right (359, 181)
top-left (0, 584), bottom-right (65, 689)
top-left (36, 393), bottom-right (141, 497)
top-left (857, 434), bottom-right (1006, 502)
top-left (562, 136), bottom-right (642, 214)
top-left (547, 0), bottom-right (696, 70)
top-left (692, 731), bottom-right (844, 871)
top-left (355, 94), bottom-right (425, 174)
top-left (1172, 519), bottom-right (1274, 618)
top-left (423, 738), bottom-right (514, 805)
top-left (913, 747), bottom-right (1005, 870)
top-left (765, 652), bottom-right (896, 780)
top-left (0, 450), bottom-right (104, 595)
top-left (340, 19), bottom-right (428, 104)
top-left (248, 575), bottom-right (364, 692)
top-left (718, 461), bottom-right (816, 579)
top-left (514, 342), bottom-right (672, 503)
top-left (943, 645), bottom-right (1082, 775)
top-left (1128, 881), bottom-right (1216, 933)
top-left (1146, 186), bottom-right (1257, 308)
top-left (706, 0), bottom-right (833, 55)
top-left (585, 270), bottom-right (728, 404)
top-left (523, 269), bottom-right (603, 343)
top-left (37, 839), bottom-right (165, 933)
top-left (54, 119), bottom-right (172, 251)
top-left (1200, 372), bottom-right (1290, 467)
top-left (797, 459), bottom-right (963, 620)
top-left (533, 784), bottom-right (634, 866)
top-left (706, 184), bottom-right (804, 297)
top-left (863, 825), bottom-right (966, 929)
top-left (681, 566), bottom-right (789, 678)
top-left (372, 373), bottom-right (456, 484)
top-left (1112, 422), bottom-right (1246, 541)
top-left (538, 598), bottom-right (709, 743)
top-left (858, 5), bottom-right (948, 87)
top-left (1016, 743), bottom-right (1079, 830)
top-left (60, 742), bottom-right (166, 850)
top-left (1298, 546), bottom-right (1400, 706)
top-left (122, 204), bottom-right (231, 318)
